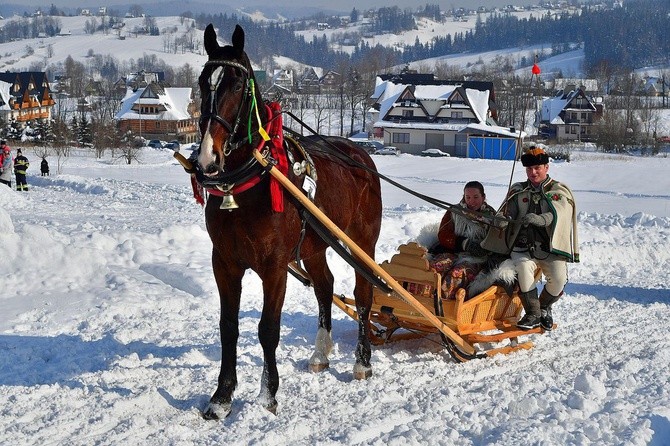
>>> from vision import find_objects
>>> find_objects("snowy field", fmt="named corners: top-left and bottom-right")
top-left (1, 146), bottom-right (669, 445)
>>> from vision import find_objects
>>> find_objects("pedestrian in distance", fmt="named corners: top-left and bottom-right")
top-left (41, 157), bottom-right (50, 176)
top-left (14, 148), bottom-right (30, 191)
top-left (0, 140), bottom-right (13, 188)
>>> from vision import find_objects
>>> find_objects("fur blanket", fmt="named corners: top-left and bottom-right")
top-left (416, 223), bottom-right (517, 298)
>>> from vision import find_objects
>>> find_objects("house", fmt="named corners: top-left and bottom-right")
top-left (319, 70), bottom-right (341, 94)
top-left (113, 70), bottom-right (165, 99)
top-left (270, 69), bottom-right (294, 91)
top-left (0, 71), bottom-right (56, 127)
top-left (115, 82), bottom-right (200, 143)
top-left (263, 84), bottom-right (297, 108)
top-left (296, 67), bottom-right (322, 95)
top-left (537, 86), bottom-right (604, 142)
top-left (370, 74), bottom-right (520, 157)
top-left (551, 78), bottom-right (599, 96)
top-left (638, 76), bottom-right (669, 97)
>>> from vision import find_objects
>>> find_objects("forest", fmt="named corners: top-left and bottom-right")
top-left (195, 0), bottom-right (670, 77)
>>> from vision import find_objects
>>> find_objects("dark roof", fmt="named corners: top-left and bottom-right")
top-left (0, 71), bottom-right (52, 102)
top-left (379, 73), bottom-right (493, 92)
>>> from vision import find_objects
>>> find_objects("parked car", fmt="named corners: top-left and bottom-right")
top-left (421, 148), bottom-right (450, 157)
top-left (164, 140), bottom-right (180, 150)
top-left (188, 141), bottom-right (200, 151)
top-left (349, 139), bottom-right (383, 154)
top-left (373, 146), bottom-right (400, 156)
top-left (147, 139), bottom-right (164, 149)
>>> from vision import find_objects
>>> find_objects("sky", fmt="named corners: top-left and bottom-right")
top-left (1, 144), bottom-right (669, 445)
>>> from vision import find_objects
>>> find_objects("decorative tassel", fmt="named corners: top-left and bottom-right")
top-left (191, 175), bottom-right (205, 206)
top-left (266, 102), bottom-right (287, 212)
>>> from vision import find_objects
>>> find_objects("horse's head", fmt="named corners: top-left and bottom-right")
top-left (197, 24), bottom-right (263, 177)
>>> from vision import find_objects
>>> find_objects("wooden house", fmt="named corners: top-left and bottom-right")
top-left (370, 74), bottom-right (519, 157)
top-left (0, 71), bottom-right (56, 126)
top-left (115, 82), bottom-right (200, 143)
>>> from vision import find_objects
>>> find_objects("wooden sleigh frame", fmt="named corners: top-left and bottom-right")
top-left (246, 150), bottom-right (548, 362)
top-left (329, 242), bottom-right (546, 362)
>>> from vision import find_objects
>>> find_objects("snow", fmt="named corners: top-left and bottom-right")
top-left (1, 146), bottom-right (669, 444)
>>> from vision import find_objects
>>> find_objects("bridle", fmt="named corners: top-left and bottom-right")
top-left (199, 59), bottom-right (254, 156)
top-left (194, 58), bottom-right (272, 195)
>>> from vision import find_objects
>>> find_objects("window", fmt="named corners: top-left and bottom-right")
top-left (402, 110), bottom-right (414, 118)
top-left (451, 111), bottom-right (463, 119)
top-left (570, 125), bottom-right (578, 134)
top-left (392, 132), bottom-right (410, 144)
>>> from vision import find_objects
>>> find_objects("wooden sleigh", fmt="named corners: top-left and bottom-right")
top-left (241, 149), bottom-right (549, 363)
top-left (330, 242), bottom-right (548, 362)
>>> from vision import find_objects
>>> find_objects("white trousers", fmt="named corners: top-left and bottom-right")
top-left (511, 250), bottom-right (568, 296)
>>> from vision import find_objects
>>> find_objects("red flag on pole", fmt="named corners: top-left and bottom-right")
top-left (532, 54), bottom-right (541, 75)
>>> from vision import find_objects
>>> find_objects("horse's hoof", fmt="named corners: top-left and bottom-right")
top-left (353, 364), bottom-right (372, 380)
top-left (309, 362), bottom-right (330, 373)
top-left (309, 351), bottom-right (330, 373)
top-left (202, 401), bottom-right (232, 420)
top-left (265, 401), bottom-right (278, 415)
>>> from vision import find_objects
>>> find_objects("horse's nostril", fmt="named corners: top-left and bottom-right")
top-left (205, 164), bottom-right (219, 175)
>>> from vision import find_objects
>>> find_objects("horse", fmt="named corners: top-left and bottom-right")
top-left (194, 23), bottom-right (383, 419)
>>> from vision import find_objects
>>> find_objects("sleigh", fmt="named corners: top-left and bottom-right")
top-left (176, 148), bottom-right (550, 363)
top-left (329, 242), bottom-right (547, 362)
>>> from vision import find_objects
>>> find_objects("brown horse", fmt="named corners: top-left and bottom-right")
top-left (194, 24), bottom-right (382, 419)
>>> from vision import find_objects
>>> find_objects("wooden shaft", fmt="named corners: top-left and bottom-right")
top-left (252, 149), bottom-right (475, 355)
top-left (173, 151), bottom-right (193, 171)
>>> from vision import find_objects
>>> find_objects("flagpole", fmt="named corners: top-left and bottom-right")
top-left (500, 55), bottom-right (541, 209)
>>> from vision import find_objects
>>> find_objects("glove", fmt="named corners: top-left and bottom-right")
top-left (494, 216), bottom-right (510, 229)
top-left (522, 213), bottom-right (550, 227)
top-left (462, 238), bottom-right (489, 257)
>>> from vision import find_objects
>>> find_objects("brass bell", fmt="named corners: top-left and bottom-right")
top-left (218, 185), bottom-right (239, 210)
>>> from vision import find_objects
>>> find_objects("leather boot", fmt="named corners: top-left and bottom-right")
top-left (539, 289), bottom-right (562, 331)
top-left (517, 288), bottom-right (541, 330)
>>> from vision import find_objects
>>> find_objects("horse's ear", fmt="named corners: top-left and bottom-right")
top-left (204, 24), bottom-right (219, 57)
top-left (231, 25), bottom-right (245, 58)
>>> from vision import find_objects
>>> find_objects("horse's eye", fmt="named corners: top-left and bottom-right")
top-left (234, 80), bottom-right (244, 93)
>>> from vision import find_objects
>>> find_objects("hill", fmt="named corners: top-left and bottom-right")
top-left (0, 12), bottom-right (587, 78)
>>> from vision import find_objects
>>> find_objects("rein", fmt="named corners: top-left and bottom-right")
top-left (281, 111), bottom-right (510, 229)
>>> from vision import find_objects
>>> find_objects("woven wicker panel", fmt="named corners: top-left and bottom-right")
top-left (471, 300), bottom-right (493, 322)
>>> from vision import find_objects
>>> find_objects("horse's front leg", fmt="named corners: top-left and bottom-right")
top-left (256, 267), bottom-right (288, 414)
top-left (353, 273), bottom-right (374, 380)
top-left (203, 251), bottom-right (244, 420)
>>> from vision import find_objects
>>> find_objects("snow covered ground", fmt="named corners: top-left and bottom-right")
top-left (1, 146), bottom-right (669, 445)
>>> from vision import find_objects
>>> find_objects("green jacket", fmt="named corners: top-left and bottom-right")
top-left (482, 176), bottom-right (580, 262)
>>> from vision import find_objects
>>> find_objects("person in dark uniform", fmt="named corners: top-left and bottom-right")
top-left (14, 149), bottom-right (30, 191)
